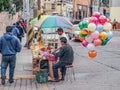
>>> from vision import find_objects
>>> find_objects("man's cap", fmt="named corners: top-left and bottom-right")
top-left (60, 37), bottom-right (67, 43)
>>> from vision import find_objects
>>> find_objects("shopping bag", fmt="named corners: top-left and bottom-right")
top-left (36, 71), bottom-right (48, 83)
top-left (40, 59), bottom-right (49, 69)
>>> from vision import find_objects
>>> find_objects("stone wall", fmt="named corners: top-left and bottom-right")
top-left (0, 12), bottom-right (19, 36)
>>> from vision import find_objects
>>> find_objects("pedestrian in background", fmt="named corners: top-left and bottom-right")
top-left (16, 22), bottom-right (24, 42)
top-left (52, 37), bottom-right (74, 82)
top-left (57, 28), bottom-right (69, 48)
top-left (57, 28), bottom-right (69, 42)
top-left (0, 26), bottom-right (22, 85)
top-left (12, 23), bottom-right (20, 38)
top-left (113, 19), bottom-right (117, 30)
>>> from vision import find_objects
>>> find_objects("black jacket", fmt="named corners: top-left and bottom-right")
top-left (52, 44), bottom-right (74, 65)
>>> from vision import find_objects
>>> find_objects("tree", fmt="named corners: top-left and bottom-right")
top-left (0, 0), bottom-right (13, 12)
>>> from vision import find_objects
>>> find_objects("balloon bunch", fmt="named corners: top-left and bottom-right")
top-left (79, 12), bottom-right (113, 58)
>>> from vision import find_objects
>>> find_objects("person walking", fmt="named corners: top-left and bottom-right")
top-left (52, 37), bottom-right (74, 82)
top-left (0, 26), bottom-right (22, 85)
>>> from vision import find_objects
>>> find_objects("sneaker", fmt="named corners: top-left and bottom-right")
top-left (49, 78), bottom-right (60, 82)
top-left (9, 79), bottom-right (14, 84)
top-left (1, 76), bottom-right (6, 85)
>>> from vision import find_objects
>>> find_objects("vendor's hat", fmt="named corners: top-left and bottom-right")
top-left (60, 37), bottom-right (67, 43)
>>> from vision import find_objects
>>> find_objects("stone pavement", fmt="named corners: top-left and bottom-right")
top-left (0, 31), bottom-right (120, 90)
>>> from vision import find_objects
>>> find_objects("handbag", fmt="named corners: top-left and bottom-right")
top-left (36, 71), bottom-right (48, 83)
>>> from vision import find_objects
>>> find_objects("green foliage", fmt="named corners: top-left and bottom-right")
top-left (0, 0), bottom-right (23, 14)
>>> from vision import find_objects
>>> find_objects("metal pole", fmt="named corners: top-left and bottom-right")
top-left (25, 0), bottom-right (30, 48)
top-left (37, 0), bottom-right (41, 42)
top-left (26, 0), bottom-right (30, 26)
top-left (73, 0), bottom-right (75, 19)
top-left (59, 0), bottom-right (63, 15)
top-left (23, 0), bottom-right (25, 19)
top-left (38, 0), bottom-right (41, 20)
top-left (90, 0), bottom-right (93, 16)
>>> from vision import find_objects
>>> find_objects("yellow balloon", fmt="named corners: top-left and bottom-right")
top-left (100, 32), bottom-right (108, 40)
top-left (88, 23), bottom-right (96, 32)
top-left (104, 22), bottom-right (112, 30)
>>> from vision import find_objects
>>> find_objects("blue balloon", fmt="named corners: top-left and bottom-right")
top-left (82, 18), bottom-right (89, 23)
top-left (96, 24), bottom-right (104, 32)
top-left (107, 31), bottom-right (113, 41)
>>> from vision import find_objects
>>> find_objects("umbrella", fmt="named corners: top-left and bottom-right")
top-left (29, 15), bottom-right (49, 25)
top-left (34, 16), bottom-right (73, 29)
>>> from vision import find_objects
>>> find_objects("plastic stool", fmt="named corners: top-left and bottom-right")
top-left (65, 65), bottom-right (75, 82)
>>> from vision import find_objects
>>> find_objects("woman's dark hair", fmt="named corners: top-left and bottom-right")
top-left (6, 26), bottom-right (12, 32)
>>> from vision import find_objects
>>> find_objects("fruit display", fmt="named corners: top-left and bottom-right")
top-left (31, 41), bottom-right (56, 75)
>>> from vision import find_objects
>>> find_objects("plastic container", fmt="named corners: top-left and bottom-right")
top-left (47, 55), bottom-right (58, 61)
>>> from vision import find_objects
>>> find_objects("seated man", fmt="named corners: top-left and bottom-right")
top-left (52, 37), bottom-right (74, 82)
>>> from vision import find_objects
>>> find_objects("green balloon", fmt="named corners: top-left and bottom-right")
top-left (82, 21), bottom-right (88, 28)
top-left (79, 22), bottom-right (84, 29)
top-left (101, 40), bottom-right (108, 46)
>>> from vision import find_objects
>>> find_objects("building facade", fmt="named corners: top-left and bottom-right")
top-left (91, 0), bottom-right (110, 17)
top-left (73, 0), bottom-right (90, 21)
top-left (40, 0), bottom-right (66, 15)
top-left (66, 0), bottom-right (73, 20)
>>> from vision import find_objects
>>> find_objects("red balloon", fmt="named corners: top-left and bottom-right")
top-left (92, 12), bottom-right (101, 19)
top-left (99, 15), bottom-right (107, 25)
top-left (89, 17), bottom-right (94, 23)
top-left (88, 50), bottom-right (97, 58)
top-left (89, 17), bottom-right (99, 24)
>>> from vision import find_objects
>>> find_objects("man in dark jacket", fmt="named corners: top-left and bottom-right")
top-left (52, 37), bottom-right (74, 82)
top-left (0, 26), bottom-right (22, 85)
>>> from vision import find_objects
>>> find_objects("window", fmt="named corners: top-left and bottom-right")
top-left (44, 3), bottom-right (46, 9)
top-left (51, 4), bottom-right (55, 9)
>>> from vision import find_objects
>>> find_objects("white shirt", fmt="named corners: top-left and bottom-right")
top-left (58, 32), bottom-right (69, 48)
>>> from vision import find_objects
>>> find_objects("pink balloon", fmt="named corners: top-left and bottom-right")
top-left (93, 38), bottom-right (102, 46)
top-left (85, 36), bottom-right (93, 43)
top-left (92, 12), bottom-right (101, 19)
top-left (106, 18), bottom-right (110, 22)
top-left (91, 31), bottom-right (100, 40)
top-left (82, 40), bottom-right (88, 47)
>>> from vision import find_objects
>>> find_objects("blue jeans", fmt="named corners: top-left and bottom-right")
top-left (1, 55), bottom-right (16, 80)
top-left (52, 62), bottom-right (67, 79)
